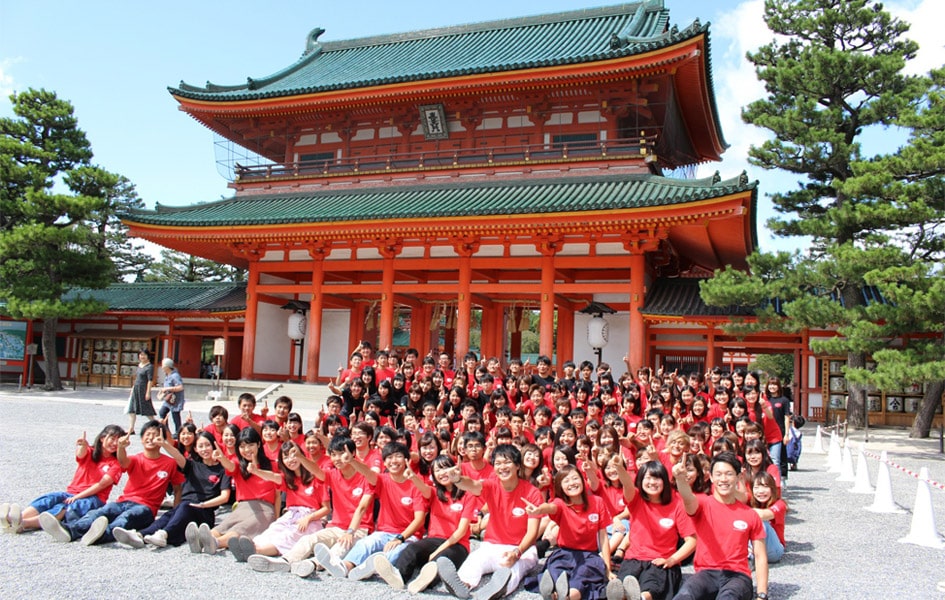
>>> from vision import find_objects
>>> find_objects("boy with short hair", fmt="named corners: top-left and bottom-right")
top-left (40, 421), bottom-right (183, 545)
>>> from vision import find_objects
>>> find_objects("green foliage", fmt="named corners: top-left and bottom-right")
top-left (749, 354), bottom-right (794, 384)
top-left (144, 249), bottom-right (245, 283)
top-left (0, 88), bottom-right (144, 388)
top-left (700, 0), bottom-right (944, 428)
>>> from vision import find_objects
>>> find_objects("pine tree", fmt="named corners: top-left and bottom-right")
top-left (699, 0), bottom-right (937, 429)
top-left (0, 89), bottom-right (141, 389)
top-left (145, 248), bottom-right (246, 283)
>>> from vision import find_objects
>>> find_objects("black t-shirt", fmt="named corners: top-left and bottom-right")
top-left (533, 374), bottom-right (556, 392)
top-left (180, 459), bottom-right (231, 503)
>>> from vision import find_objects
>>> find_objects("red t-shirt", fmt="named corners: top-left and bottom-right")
top-left (427, 491), bottom-right (478, 550)
top-left (325, 467), bottom-right (375, 532)
top-left (357, 448), bottom-right (383, 473)
top-left (67, 453), bottom-right (123, 503)
top-left (203, 424), bottom-right (226, 448)
top-left (690, 494), bottom-right (764, 577)
top-left (373, 473), bottom-right (428, 537)
top-left (118, 453), bottom-right (185, 516)
top-left (480, 477), bottom-right (542, 545)
top-left (594, 483), bottom-right (627, 521)
top-left (461, 461), bottom-right (494, 481)
top-left (282, 475), bottom-right (327, 509)
top-left (626, 493), bottom-right (695, 561)
top-left (550, 494), bottom-right (609, 552)
top-left (225, 462), bottom-right (278, 504)
top-left (768, 498), bottom-right (787, 545)
top-left (230, 413), bottom-right (265, 431)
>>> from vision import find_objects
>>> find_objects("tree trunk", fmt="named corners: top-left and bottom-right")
top-left (41, 317), bottom-right (63, 391)
top-left (910, 380), bottom-right (945, 438)
top-left (846, 351), bottom-right (868, 429)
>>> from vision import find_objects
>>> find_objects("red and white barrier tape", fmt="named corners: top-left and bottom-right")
top-left (861, 448), bottom-right (945, 492)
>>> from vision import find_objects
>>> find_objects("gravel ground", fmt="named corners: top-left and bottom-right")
top-left (1, 386), bottom-right (944, 599)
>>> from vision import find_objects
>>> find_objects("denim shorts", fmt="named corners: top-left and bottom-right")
top-left (29, 491), bottom-right (104, 524)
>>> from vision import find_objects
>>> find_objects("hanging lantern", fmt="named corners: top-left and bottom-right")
top-left (587, 315), bottom-right (609, 349)
top-left (287, 312), bottom-right (307, 340)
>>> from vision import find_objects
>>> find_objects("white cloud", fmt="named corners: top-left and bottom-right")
top-left (888, 0), bottom-right (945, 76)
top-left (0, 57), bottom-right (21, 104)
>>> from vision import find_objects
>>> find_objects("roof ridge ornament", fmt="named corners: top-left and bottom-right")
top-left (609, 0), bottom-right (662, 49)
top-left (304, 27), bottom-right (326, 56)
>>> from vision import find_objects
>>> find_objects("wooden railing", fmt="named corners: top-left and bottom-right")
top-left (233, 135), bottom-right (657, 182)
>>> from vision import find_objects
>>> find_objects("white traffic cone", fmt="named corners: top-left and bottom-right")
top-left (810, 425), bottom-right (825, 454)
top-left (826, 434), bottom-right (843, 473)
top-left (850, 447), bottom-right (874, 494)
top-left (866, 451), bottom-right (904, 513)
top-left (824, 431), bottom-right (836, 468)
top-left (898, 467), bottom-right (945, 549)
top-left (836, 443), bottom-right (856, 482)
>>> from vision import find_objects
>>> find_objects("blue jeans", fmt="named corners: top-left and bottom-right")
top-left (140, 502), bottom-right (215, 546)
top-left (762, 520), bottom-right (784, 563)
top-left (66, 501), bottom-right (154, 544)
top-left (344, 531), bottom-right (413, 566)
top-left (767, 442), bottom-right (783, 468)
top-left (29, 491), bottom-right (104, 525)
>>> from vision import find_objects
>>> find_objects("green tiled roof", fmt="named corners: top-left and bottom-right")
top-left (642, 279), bottom-right (754, 317)
top-left (125, 172), bottom-right (756, 228)
top-left (171, 2), bottom-right (687, 101)
top-left (63, 282), bottom-right (246, 313)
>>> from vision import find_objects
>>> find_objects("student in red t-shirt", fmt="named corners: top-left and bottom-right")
top-left (6, 425), bottom-right (125, 534)
top-left (39, 421), bottom-right (184, 545)
top-left (203, 405), bottom-right (229, 447)
top-left (525, 464), bottom-right (614, 600)
top-left (316, 442), bottom-right (428, 581)
top-left (671, 452), bottom-right (768, 600)
top-left (749, 472), bottom-right (786, 564)
top-left (251, 436), bottom-right (375, 576)
top-left (460, 431), bottom-right (494, 481)
top-left (611, 460), bottom-right (696, 600)
top-left (230, 393), bottom-right (267, 434)
top-left (438, 444), bottom-right (542, 600)
top-left (197, 426), bottom-right (278, 555)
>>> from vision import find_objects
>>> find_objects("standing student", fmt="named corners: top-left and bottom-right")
top-left (2, 425), bottom-right (125, 534)
top-left (525, 464), bottom-right (615, 600)
top-left (126, 350), bottom-right (155, 434)
top-left (39, 421), bottom-right (184, 545)
top-left (113, 431), bottom-right (231, 548)
top-left (437, 443), bottom-right (543, 600)
top-left (610, 460), bottom-right (696, 600)
top-left (671, 452), bottom-right (768, 600)
top-left (156, 357), bottom-right (185, 435)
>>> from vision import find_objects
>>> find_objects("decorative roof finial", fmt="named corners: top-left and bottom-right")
top-left (305, 27), bottom-right (326, 55)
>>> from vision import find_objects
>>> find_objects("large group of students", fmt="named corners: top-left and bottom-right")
top-left (1, 342), bottom-right (798, 600)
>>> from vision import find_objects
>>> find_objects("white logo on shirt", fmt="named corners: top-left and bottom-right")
top-left (157, 471), bottom-right (168, 480)
top-left (305, 486), bottom-right (315, 495)
top-left (733, 520), bottom-right (748, 531)
top-left (589, 513), bottom-right (600, 523)
top-left (102, 465), bottom-right (110, 473)
top-left (618, 499), bottom-right (626, 508)
top-left (512, 507), bottom-right (526, 517)
top-left (659, 518), bottom-right (674, 529)
top-left (450, 502), bottom-right (463, 512)
top-left (353, 487), bottom-right (364, 497)
top-left (401, 497), bottom-right (413, 506)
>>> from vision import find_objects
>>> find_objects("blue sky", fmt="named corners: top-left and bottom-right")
top-left (1, 0), bottom-right (940, 254)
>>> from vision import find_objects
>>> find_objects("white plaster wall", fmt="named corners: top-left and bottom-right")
top-left (253, 301), bottom-right (292, 375)
top-left (319, 310), bottom-right (351, 378)
top-left (571, 312), bottom-right (630, 368)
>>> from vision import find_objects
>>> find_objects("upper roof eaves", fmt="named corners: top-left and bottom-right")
top-left (170, 2), bottom-right (700, 102)
top-left (63, 282), bottom-right (247, 312)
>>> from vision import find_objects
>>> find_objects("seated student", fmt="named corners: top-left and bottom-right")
top-left (39, 421), bottom-right (183, 545)
top-left (231, 393), bottom-right (267, 433)
top-left (437, 444), bottom-right (543, 600)
top-left (3, 425), bottom-right (124, 534)
top-left (610, 460), bottom-right (696, 600)
top-left (192, 427), bottom-right (278, 556)
top-left (248, 436), bottom-right (375, 577)
top-left (314, 442), bottom-right (428, 581)
top-left (113, 431), bottom-right (231, 548)
top-left (203, 405), bottom-right (229, 447)
top-left (228, 441), bottom-right (329, 562)
top-left (671, 452), bottom-right (768, 600)
top-left (749, 472), bottom-right (787, 564)
top-left (525, 464), bottom-right (614, 600)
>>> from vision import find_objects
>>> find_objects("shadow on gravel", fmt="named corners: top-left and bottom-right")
top-left (768, 582), bottom-right (802, 597)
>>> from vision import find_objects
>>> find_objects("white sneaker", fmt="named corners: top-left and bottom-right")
top-left (112, 527), bottom-right (144, 549)
top-left (198, 522), bottom-right (218, 554)
top-left (623, 575), bottom-right (642, 600)
top-left (184, 522), bottom-right (201, 553)
top-left (39, 512), bottom-right (71, 543)
top-left (291, 559), bottom-right (316, 578)
top-left (348, 552), bottom-right (380, 581)
top-left (375, 553), bottom-right (405, 589)
top-left (7, 503), bottom-right (22, 533)
top-left (0, 503), bottom-right (10, 532)
top-left (81, 516), bottom-right (109, 546)
top-left (143, 530), bottom-right (168, 547)
top-left (314, 543), bottom-right (347, 578)
top-left (474, 567), bottom-right (511, 600)
top-left (248, 554), bottom-right (291, 573)
top-left (436, 556), bottom-right (470, 599)
top-left (407, 561), bottom-right (438, 594)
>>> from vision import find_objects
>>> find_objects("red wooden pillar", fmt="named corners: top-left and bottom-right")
top-left (557, 305), bottom-right (574, 365)
top-left (537, 235), bottom-right (560, 359)
top-left (628, 252), bottom-right (646, 371)
top-left (509, 307), bottom-right (523, 360)
top-left (453, 237), bottom-right (478, 359)
top-left (241, 258), bottom-right (260, 379)
top-left (306, 246), bottom-right (327, 383)
top-left (377, 239), bottom-right (402, 351)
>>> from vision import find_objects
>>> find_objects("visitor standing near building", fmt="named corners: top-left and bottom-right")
top-left (157, 358), bottom-right (185, 436)
top-left (127, 350), bottom-right (155, 434)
